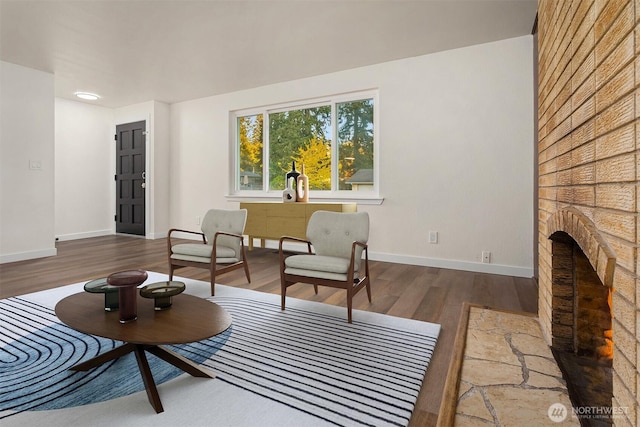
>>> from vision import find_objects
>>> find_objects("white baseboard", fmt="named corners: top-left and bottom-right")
top-left (0, 248), bottom-right (57, 264)
top-left (251, 238), bottom-right (534, 279)
top-left (6, 233), bottom-right (532, 278)
top-left (370, 252), bottom-right (534, 278)
top-left (56, 230), bottom-right (112, 241)
top-left (148, 232), bottom-right (167, 239)
top-left (57, 230), bottom-right (168, 241)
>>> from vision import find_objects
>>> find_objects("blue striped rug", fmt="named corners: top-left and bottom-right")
top-left (0, 273), bottom-right (440, 427)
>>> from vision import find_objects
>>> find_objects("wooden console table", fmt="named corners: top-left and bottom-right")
top-left (240, 202), bottom-right (356, 250)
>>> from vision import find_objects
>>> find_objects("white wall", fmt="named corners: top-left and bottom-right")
top-left (45, 97), bottom-right (171, 244)
top-left (0, 61), bottom-right (56, 263)
top-left (55, 98), bottom-right (114, 240)
top-left (169, 36), bottom-right (535, 276)
top-left (150, 101), bottom-right (170, 238)
top-left (3, 36), bottom-right (534, 276)
top-left (53, 100), bottom-right (170, 242)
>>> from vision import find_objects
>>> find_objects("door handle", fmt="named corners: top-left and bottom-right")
top-left (142, 171), bottom-right (146, 179)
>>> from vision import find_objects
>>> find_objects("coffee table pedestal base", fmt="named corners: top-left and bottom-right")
top-left (70, 344), bottom-right (215, 413)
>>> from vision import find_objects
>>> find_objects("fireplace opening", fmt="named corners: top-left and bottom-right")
top-left (549, 231), bottom-right (613, 426)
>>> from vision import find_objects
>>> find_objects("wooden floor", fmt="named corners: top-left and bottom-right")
top-left (0, 235), bottom-right (538, 426)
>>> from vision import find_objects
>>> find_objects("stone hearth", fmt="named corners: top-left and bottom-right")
top-left (449, 306), bottom-right (578, 426)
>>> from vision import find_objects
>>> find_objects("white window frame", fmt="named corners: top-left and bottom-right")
top-left (228, 90), bottom-right (382, 204)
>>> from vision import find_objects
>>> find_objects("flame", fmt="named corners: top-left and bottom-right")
top-left (598, 291), bottom-right (614, 361)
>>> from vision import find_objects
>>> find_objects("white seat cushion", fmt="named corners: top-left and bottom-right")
top-left (284, 267), bottom-right (350, 281)
top-left (171, 243), bottom-right (236, 259)
top-left (171, 254), bottom-right (239, 264)
top-left (284, 254), bottom-right (359, 274)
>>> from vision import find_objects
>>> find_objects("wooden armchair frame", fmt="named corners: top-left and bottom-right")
top-left (168, 228), bottom-right (250, 295)
top-left (279, 235), bottom-right (371, 323)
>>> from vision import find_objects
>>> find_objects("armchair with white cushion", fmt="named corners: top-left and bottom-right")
top-left (279, 210), bottom-right (371, 323)
top-left (168, 209), bottom-right (250, 295)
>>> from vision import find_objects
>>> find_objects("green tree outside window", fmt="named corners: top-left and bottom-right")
top-left (237, 95), bottom-right (374, 193)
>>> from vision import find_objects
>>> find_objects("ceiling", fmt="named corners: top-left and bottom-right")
top-left (0, 0), bottom-right (537, 108)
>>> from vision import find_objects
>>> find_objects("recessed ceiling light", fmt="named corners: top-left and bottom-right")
top-left (74, 91), bottom-right (100, 101)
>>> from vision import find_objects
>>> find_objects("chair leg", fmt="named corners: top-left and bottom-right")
top-left (281, 283), bottom-right (287, 311)
top-left (243, 261), bottom-right (251, 283)
top-left (210, 267), bottom-right (215, 296)
top-left (365, 280), bottom-right (372, 303)
top-left (346, 288), bottom-right (353, 323)
top-left (313, 284), bottom-right (318, 294)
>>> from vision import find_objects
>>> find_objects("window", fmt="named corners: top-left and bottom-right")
top-left (234, 92), bottom-right (377, 198)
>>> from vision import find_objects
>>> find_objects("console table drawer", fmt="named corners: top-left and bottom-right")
top-left (267, 217), bottom-right (306, 239)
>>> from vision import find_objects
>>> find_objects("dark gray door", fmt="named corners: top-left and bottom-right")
top-left (115, 121), bottom-right (146, 236)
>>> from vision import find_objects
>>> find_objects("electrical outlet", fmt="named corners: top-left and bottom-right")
top-left (29, 160), bottom-right (42, 170)
top-left (482, 251), bottom-right (491, 263)
top-left (428, 231), bottom-right (438, 244)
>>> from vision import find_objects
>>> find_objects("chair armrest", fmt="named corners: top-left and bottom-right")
top-left (213, 231), bottom-right (244, 249)
top-left (167, 228), bottom-right (206, 254)
top-left (348, 241), bottom-right (369, 282)
top-left (278, 236), bottom-right (313, 254)
top-left (352, 241), bottom-right (368, 251)
top-left (212, 231), bottom-right (247, 261)
top-left (279, 236), bottom-right (313, 273)
top-left (279, 235), bottom-right (311, 245)
top-left (351, 241), bottom-right (369, 262)
top-left (213, 231), bottom-right (244, 241)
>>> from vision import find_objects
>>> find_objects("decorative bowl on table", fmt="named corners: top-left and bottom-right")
top-left (84, 278), bottom-right (119, 311)
top-left (139, 281), bottom-right (186, 310)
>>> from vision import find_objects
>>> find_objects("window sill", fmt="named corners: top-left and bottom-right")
top-left (225, 193), bottom-right (384, 205)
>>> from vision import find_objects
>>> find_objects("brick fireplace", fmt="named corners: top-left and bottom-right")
top-left (548, 208), bottom-right (615, 424)
top-left (537, 1), bottom-right (638, 426)
top-left (547, 207), bottom-right (615, 361)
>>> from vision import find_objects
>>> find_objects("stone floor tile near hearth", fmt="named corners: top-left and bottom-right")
top-left (524, 354), bottom-right (564, 377)
top-left (470, 308), bottom-right (542, 336)
top-left (455, 384), bottom-right (495, 423)
top-left (457, 380), bottom-right (473, 397)
top-left (509, 332), bottom-right (554, 356)
top-left (485, 387), bottom-right (579, 426)
top-left (526, 371), bottom-right (568, 389)
top-left (461, 358), bottom-right (525, 386)
top-left (465, 330), bottom-right (522, 365)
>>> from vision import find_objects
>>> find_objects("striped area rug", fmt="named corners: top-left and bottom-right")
top-left (0, 273), bottom-right (440, 427)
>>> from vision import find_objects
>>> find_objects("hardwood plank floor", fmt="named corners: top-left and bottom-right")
top-left (0, 235), bottom-right (538, 426)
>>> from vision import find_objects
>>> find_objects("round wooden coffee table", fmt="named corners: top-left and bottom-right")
top-left (55, 292), bottom-right (232, 413)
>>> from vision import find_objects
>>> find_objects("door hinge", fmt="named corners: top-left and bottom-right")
top-left (114, 134), bottom-right (117, 141)
top-left (114, 174), bottom-right (117, 181)
top-left (114, 214), bottom-right (117, 221)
